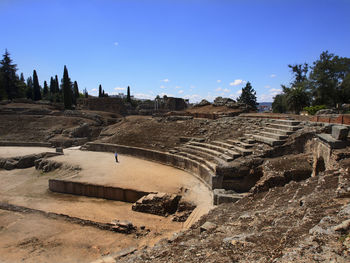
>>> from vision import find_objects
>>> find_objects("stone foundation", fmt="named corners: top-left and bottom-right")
top-left (49, 179), bottom-right (150, 203)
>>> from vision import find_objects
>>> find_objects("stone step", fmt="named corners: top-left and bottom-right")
top-left (226, 139), bottom-right (254, 149)
top-left (183, 144), bottom-right (235, 162)
top-left (231, 145), bottom-right (253, 156)
top-left (267, 123), bottom-right (301, 131)
top-left (188, 142), bottom-right (240, 159)
top-left (175, 151), bottom-right (216, 172)
top-left (259, 131), bottom-right (288, 140)
top-left (269, 119), bottom-right (301, 126)
top-left (252, 134), bottom-right (285, 146)
top-left (212, 140), bottom-right (252, 156)
top-left (263, 127), bottom-right (294, 136)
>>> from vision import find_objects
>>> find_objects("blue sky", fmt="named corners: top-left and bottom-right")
top-left (2, 0), bottom-right (350, 102)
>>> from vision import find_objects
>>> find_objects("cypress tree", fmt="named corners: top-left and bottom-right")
top-left (127, 86), bottom-right (131, 102)
top-left (84, 88), bottom-right (88, 98)
top-left (55, 75), bottom-right (59, 93)
top-left (98, 84), bottom-right (102, 98)
top-left (62, 65), bottom-right (72, 109)
top-left (49, 77), bottom-right (55, 94)
top-left (43, 81), bottom-right (49, 98)
top-left (20, 73), bottom-right (25, 82)
top-left (0, 49), bottom-right (18, 100)
top-left (73, 81), bottom-right (79, 105)
top-left (26, 77), bottom-right (33, 99)
top-left (32, 70), bottom-right (42, 101)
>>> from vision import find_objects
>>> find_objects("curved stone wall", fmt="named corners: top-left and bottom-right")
top-left (84, 142), bottom-right (218, 190)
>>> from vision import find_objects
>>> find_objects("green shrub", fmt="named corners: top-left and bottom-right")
top-left (303, 105), bottom-right (327, 115)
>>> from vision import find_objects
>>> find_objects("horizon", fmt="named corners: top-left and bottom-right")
top-left (2, 0), bottom-right (350, 103)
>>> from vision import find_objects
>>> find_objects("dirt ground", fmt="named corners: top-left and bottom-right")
top-left (51, 148), bottom-right (212, 206)
top-left (0, 146), bottom-right (212, 263)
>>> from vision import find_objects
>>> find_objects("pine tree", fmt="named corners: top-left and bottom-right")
top-left (43, 81), bottom-right (49, 98)
top-left (62, 66), bottom-right (72, 109)
top-left (237, 82), bottom-right (258, 111)
top-left (0, 49), bottom-right (18, 100)
top-left (73, 81), bottom-right (79, 105)
top-left (127, 86), bottom-right (131, 102)
top-left (32, 70), bottom-right (42, 101)
top-left (98, 84), bottom-right (102, 98)
top-left (26, 77), bottom-right (33, 99)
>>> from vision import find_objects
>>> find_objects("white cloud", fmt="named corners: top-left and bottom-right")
top-left (236, 89), bottom-right (242, 95)
top-left (114, 87), bottom-right (125, 91)
top-left (269, 88), bottom-right (282, 93)
top-left (217, 79), bottom-right (221, 83)
top-left (114, 42), bottom-right (119, 46)
top-left (215, 87), bottom-right (222, 92)
top-left (229, 79), bottom-right (244, 86)
top-left (161, 78), bottom-right (169, 83)
top-left (178, 90), bottom-right (184, 94)
top-left (91, 88), bottom-right (97, 92)
top-left (270, 74), bottom-right (276, 78)
top-left (257, 88), bottom-right (282, 102)
top-left (134, 93), bottom-right (154, 100)
top-left (223, 88), bottom-right (230, 93)
top-left (189, 85), bottom-right (195, 90)
top-left (160, 85), bottom-right (166, 89)
top-left (264, 85), bottom-right (271, 89)
top-left (175, 86), bottom-right (182, 89)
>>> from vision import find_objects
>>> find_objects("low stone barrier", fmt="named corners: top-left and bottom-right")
top-left (0, 141), bottom-right (52, 147)
top-left (49, 179), bottom-right (149, 203)
top-left (84, 142), bottom-right (216, 189)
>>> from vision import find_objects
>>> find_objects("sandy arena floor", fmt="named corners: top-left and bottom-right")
top-left (0, 146), bottom-right (212, 263)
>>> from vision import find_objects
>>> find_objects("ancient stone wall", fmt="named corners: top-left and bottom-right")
top-left (77, 98), bottom-right (127, 114)
top-left (49, 179), bottom-right (149, 203)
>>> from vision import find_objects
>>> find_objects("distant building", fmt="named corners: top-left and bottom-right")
top-left (258, 103), bottom-right (272, 112)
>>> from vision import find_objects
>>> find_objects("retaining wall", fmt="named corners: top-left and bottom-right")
top-left (84, 142), bottom-right (217, 189)
top-left (0, 141), bottom-right (52, 147)
top-left (49, 179), bottom-right (149, 203)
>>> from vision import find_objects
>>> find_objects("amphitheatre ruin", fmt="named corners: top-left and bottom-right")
top-left (0, 97), bottom-right (349, 263)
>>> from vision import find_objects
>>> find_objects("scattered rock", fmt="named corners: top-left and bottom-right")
top-left (132, 192), bottom-right (181, 217)
top-left (200, 221), bottom-right (216, 233)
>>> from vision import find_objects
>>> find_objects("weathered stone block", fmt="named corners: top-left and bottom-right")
top-left (332, 125), bottom-right (349, 141)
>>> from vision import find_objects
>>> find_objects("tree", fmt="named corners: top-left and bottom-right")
top-left (62, 65), bottom-right (72, 109)
top-left (73, 81), bottom-right (79, 105)
top-left (84, 88), bottom-right (88, 98)
top-left (55, 75), bottom-right (60, 94)
top-left (0, 49), bottom-right (18, 100)
top-left (32, 70), bottom-right (42, 101)
top-left (272, 94), bottom-right (288, 113)
top-left (49, 77), bottom-right (55, 94)
top-left (284, 85), bottom-right (310, 114)
top-left (17, 72), bottom-right (27, 98)
top-left (127, 86), bottom-right (131, 102)
top-left (26, 77), bottom-right (33, 99)
top-left (309, 51), bottom-right (350, 107)
top-left (43, 81), bottom-right (49, 98)
top-left (98, 84), bottom-right (102, 98)
top-left (237, 82), bottom-right (258, 111)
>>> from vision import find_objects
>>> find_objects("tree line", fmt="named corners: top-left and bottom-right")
top-left (272, 51), bottom-right (350, 114)
top-left (0, 49), bottom-right (90, 109)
